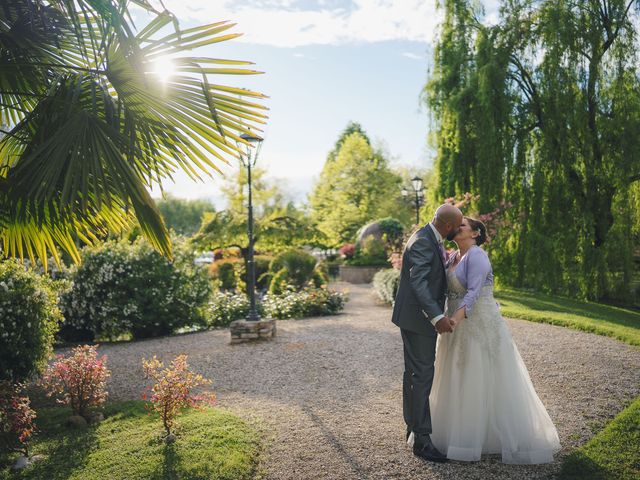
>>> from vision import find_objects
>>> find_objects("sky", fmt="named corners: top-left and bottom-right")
top-left (142, 0), bottom-right (499, 207)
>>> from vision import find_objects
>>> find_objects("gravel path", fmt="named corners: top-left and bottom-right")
top-left (83, 283), bottom-right (640, 479)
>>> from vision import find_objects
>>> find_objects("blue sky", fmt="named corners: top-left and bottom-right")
top-left (142, 1), bottom-right (498, 206)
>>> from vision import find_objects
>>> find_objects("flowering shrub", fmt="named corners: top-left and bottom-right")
top-left (60, 238), bottom-right (211, 340)
top-left (262, 287), bottom-right (347, 319)
top-left (206, 287), bottom-right (347, 325)
top-left (346, 236), bottom-right (389, 267)
top-left (389, 252), bottom-right (403, 270)
top-left (0, 260), bottom-right (62, 382)
top-left (373, 269), bottom-right (401, 305)
top-left (207, 291), bottom-right (264, 327)
top-left (339, 243), bottom-right (356, 259)
top-left (41, 345), bottom-right (110, 418)
top-left (0, 382), bottom-right (36, 456)
top-left (142, 355), bottom-right (216, 438)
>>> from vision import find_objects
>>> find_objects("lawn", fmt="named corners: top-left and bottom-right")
top-left (495, 287), bottom-right (640, 479)
top-left (0, 401), bottom-right (261, 480)
top-left (495, 287), bottom-right (640, 346)
top-left (558, 396), bottom-right (640, 480)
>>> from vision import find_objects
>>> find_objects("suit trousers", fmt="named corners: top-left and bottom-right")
top-left (401, 328), bottom-right (437, 443)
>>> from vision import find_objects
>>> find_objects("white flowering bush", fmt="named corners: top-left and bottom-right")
top-left (207, 287), bottom-right (347, 326)
top-left (60, 238), bottom-right (211, 340)
top-left (373, 268), bottom-right (400, 305)
top-left (262, 287), bottom-right (347, 319)
top-left (0, 260), bottom-right (62, 382)
top-left (207, 291), bottom-right (264, 327)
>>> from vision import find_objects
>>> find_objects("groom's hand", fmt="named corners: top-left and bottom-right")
top-left (435, 316), bottom-right (454, 334)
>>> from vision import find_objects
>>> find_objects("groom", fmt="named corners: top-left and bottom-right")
top-left (391, 204), bottom-right (463, 463)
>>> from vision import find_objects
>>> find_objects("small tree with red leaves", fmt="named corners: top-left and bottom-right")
top-left (0, 382), bottom-right (36, 456)
top-left (142, 355), bottom-right (216, 440)
top-left (41, 345), bottom-right (110, 419)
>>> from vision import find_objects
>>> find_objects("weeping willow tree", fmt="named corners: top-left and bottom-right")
top-left (426, 0), bottom-right (640, 301)
top-left (0, 0), bottom-right (267, 268)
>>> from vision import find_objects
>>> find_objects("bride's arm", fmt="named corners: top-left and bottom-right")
top-left (454, 248), bottom-right (491, 322)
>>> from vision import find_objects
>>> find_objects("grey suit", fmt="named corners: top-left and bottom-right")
top-left (391, 224), bottom-right (447, 441)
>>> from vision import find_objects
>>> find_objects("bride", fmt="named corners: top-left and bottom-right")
top-left (428, 216), bottom-right (561, 464)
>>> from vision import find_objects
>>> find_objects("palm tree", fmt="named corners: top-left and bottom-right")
top-left (0, 0), bottom-right (267, 267)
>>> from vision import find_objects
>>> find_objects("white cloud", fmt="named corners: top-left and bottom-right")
top-left (153, 0), bottom-right (443, 47)
top-left (401, 52), bottom-right (423, 60)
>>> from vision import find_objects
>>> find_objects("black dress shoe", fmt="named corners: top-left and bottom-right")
top-left (413, 438), bottom-right (448, 463)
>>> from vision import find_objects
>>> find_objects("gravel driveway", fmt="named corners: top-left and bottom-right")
top-left (86, 283), bottom-right (640, 480)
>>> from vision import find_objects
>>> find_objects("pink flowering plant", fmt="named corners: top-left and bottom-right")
top-left (142, 355), bottom-right (216, 439)
top-left (0, 382), bottom-right (36, 456)
top-left (339, 243), bottom-right (356, 259)
top-left (41, 345), bottom-right (110, 419)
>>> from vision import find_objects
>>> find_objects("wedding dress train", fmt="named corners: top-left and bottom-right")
top-left (428, 268), bottom-right (561, 464)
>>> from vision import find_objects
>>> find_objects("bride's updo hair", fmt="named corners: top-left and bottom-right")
top-left (465, 217), bottom-right (488, 246)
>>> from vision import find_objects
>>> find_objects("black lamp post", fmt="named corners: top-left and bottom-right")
top-left (401, 176), bottom-right (425, 225)
top-left (239, 132), bottom-right (263, 321)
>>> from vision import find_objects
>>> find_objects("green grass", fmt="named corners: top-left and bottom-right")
top-left (495, 287), bottom-right (640, 346)
top-left (495, 287), bottom-right (640, 479)
top-left (558, 396), bottom-right (640, 480)
top-left (0, 401), bottom-right (261, 480)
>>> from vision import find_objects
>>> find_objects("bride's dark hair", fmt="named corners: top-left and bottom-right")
top-left (465, 217), bottom-right (488, 246)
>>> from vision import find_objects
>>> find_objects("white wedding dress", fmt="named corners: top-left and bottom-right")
top-left (428, 267), bottom-right (561, 464)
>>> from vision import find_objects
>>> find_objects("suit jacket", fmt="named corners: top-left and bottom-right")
top-left (391, 225), bottom-right (447, 336)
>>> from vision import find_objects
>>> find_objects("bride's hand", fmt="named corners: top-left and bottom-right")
top-left (451, 307), bottom-right (466, 327)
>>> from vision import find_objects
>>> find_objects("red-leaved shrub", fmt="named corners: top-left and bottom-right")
top-left (41, 345), bottom-right (110, 418)
top-left (0, 382), bottom-right (36, 456)
top-left (142, 355), bottom-right (216, 439)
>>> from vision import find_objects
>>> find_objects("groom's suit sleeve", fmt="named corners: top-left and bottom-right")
top-left (408, 236), bottom-right (444, 322)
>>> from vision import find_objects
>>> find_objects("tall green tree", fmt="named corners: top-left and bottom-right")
top-left (156, 196), bottom-right (215, 236)
top-left (309, 129), bottom-right (403, 246)
top-left (426, 0), bottom-right (640, 301)
top-left (0, 0), bottom-right (267, 268)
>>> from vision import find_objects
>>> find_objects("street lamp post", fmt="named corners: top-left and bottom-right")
top-left (239, 132), bottom-right (263, 321)
top-left (401, 176), bottom-right (425, 225)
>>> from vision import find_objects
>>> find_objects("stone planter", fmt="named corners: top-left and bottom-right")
top-left (338, 265), bottom-right (383, 284)
top-left (229, 318), bottom-right (276, 344)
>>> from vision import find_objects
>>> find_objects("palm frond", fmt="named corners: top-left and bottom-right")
top-left (0, 0), bottom-right (268, 267)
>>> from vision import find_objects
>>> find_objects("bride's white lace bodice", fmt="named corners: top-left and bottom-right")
top-left (444, 267), bottom-right (506, 365)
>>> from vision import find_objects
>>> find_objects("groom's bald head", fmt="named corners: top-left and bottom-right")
top-left (433, 204), bottom-right (463, 240)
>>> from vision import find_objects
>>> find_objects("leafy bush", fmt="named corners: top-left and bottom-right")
top-left (206, 287), bottom-right (347, 324)
top-left (60, 238), bottom-right (211, 341)
top-left (377, 217), bottom-right (405, 249)
top-left (347, 236), bottom-right (389, 267)
top-left (0, 260), bottom-right (62, 382)
top-left (339, 244), bottom-right (356, 259)
top-left (41, 345), bottom-right (110, 419)
top-left (263, 287), bottom-right (347, 319)
top-left (268, 250), bottom-right (325, 294)
top-left (0, 382), bottom-right (36, 456)
top-left (142, 355), bottom-right (216, 440)
top-left (373, 269), bottom-right (401, 305)
top-left (207, 291), bottom-right (264, 328)
top-left (210, 260), bottom-right (238, 291)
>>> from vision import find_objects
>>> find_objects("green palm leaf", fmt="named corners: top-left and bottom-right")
top-left (0, 0), bottom-right (268, 267)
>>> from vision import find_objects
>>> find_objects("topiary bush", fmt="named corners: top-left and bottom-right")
top-left (60, 238), bottom-right (211, 341)
top-left (0, 260), bottom-right (62, 382)
top-left (373, 268), bottom-right (401, 305)
top-left (268, 250), bottom-right (325, 294)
